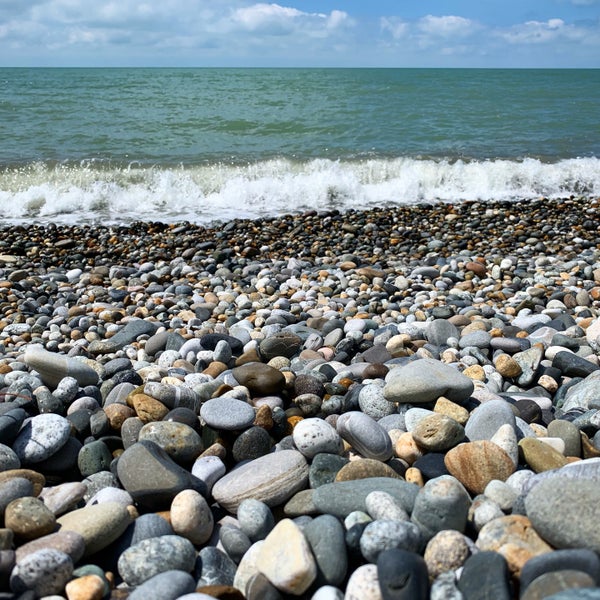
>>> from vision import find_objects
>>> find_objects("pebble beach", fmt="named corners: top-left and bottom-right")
top-left (1, 196), bottom-right (600, 599)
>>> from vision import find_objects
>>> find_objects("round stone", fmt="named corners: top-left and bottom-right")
top-left (424, 530), bottom-right (472, 579)
top-left (170, 489), bottom-right (214, 546)
top-left (231, 362), bottom-right (286, 396)
top-left (360, 519), bottom-right (421, 563)
top-left (12, 414), bottom-right (71, 464)
top-left (237, 499), bottom-right (275, 542)
top-left (200, 397), bottom-right (256, 431)
top-left (336, 411), bottom-right (393, 461)
top-left (232, 426), bottom-right (273, 463)
top-left (138, 420), bottom-right (204, 464)
top-left (4, 496), bottom-right (56, 541)
top-left (10, 549), bottom-right (73, 596)
top-left (117, 535), bottom-right (196, 587)
top-left (292, 418), bottom-right (344, 459)
top-left (411, 413), bottom-right (465, 452)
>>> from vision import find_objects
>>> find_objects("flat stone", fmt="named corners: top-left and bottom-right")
top-left (237, 499), bottom-right (275, 542)
top-left (457, 551), bottom-right (511, 600)
top-left (56, 501), bottom-right (133, 556)
top-left (138, 421), bottom-right (203, 464)
top-left (117, 535), bottom-right (196, 587)
top-left (384, 358), bottom-right (474, 404)
top-left (445, 440), bottom-right (516, 494)
top-left (88, 318), bottom-right (158, 355)
top-left (12, 414), bottom-right (71, 464)
top-left (255, 519), bottom-right (317, 595)
top-left (259, 332), bottom-right (303, 361)
top-left (200, 397), bottom-right (256, 431)
top-left (24, 346), bottom-right (99, 388)
top-left (304, 514), bottom-right (347, 587)
top-left (427, 319), bottom-right (460, 347)
top-left (232, 362), bottom-right (286, 396)
top-left (335, 459), bottom-right (402, 482)
top-left (292, 418), bottom-right (343, 459)
top-left (410, 475), bottom-right (471, 540)
top-left (232, 426), bottom-right (273, 463)
top-left (464, 399), bottom-right (517, 441)
top-left (518, 438), bottom-right (569, 473)
top-left (212, 449), bottom-right (309, 513)
top-left (313, 477), bottom-right (419, 518)
top-left (476, 514), bottom-right (553, 577)
top-left (116, 440), bottom-right (206, 510)
top-left (9, 548), bottom-right (73, 596)
top-left (377, 548), bottom-right (429, 600)
top-left (336, 411), bottom-right (393, 461)
top-left (525, 476), bottom-right (600, 553)
top-left (126, 570), bottom-right (197, 600)
top-left (560, 371), bottom-right (600, 413)
top-left (552, 351), bottom-right (599, 377)
top-left (513, 344), bottom-right (545, 387)
top-left (411, 414), bottom-right (465, 452)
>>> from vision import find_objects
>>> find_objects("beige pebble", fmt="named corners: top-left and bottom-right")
top-left (65, 574), bottom-right (106, 600)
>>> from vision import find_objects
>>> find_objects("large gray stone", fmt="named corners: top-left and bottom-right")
top-left (384, 358), bottom-right (474, 404)
top-left (525, 476), bottom-right (600, 553)
top-left (24, 346), bottom-right (99, 389)
top-left (464, 399), bottom-right (517, 441)
top-left (313, 477), bottom-right (419, 518)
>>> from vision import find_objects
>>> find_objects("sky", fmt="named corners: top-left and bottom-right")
top-left (0, 0), bottom-right (599, 68)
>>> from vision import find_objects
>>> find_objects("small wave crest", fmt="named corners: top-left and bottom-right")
top-left (0, 156), bottom-right (598, 225)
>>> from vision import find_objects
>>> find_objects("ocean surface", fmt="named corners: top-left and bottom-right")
top-left (0, 68), bottom-right (599, 225)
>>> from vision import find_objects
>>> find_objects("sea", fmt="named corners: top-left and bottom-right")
top-left (0, 67), bottom-right (599, 226)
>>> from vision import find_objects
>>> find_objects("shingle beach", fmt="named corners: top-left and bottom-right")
top-left (2, 197), bottom-right (600, 600)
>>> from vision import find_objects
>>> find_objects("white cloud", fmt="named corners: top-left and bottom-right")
top-left (417, 15), bottom-right (477, 38)
top-left (500, 18), bottom-right (593, 44)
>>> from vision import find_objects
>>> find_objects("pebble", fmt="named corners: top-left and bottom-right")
top-left (464, 399), bottom-right (517, 441)
top-left (24, 346), bottom-right (99, 388)
top-left (444, 440), bottom-right (516, 494)
top-left (423, 530), bottom-right (472, 579)
top-left (200, 397), bottom-right (256, 431)
top-left (170, 489), bottom-right (214, 545)
top-left (237, 499), bottom-right (275, 542)
top-left (457, 551), bottom-right (512, 600)
top-left (410, 475), bottom-right (471, 540)
top-left (4, 496), bottom-right (56, 541)
top-left (211, 449), bottom-right (309, 513)
top-left (384, 358), bottom-right (474, 404)
top-left (56, 501), bottom-right (132, 557)
top-left (138, 420), bottom-right (204, 464)
top-left (127, 570), bottom-right (197, 600)
top-left (255, 518), bottom-right (317, 595)
top-left (304, 514), bottom-right (347, 587)
top-left (117, 534), bottom-right (196, 586)
top-left (12, 413), bottom-right (71, 464)
top-left (411, 413), bottom-right (465, 452)
top-left (377, 548), bottom-right (429, 600)
top-left (344, 563), bottom-right (382, 600)
top-left (525, 476), bottom-right (600, 553)
top-left (336, 411), bottom-right (393, 461)
top-left (292, 418), bottom-right (344, 458)
top-left (9, 548), bottom-right (73, 596)
top-left (359, 519), bottom-right (422, 562)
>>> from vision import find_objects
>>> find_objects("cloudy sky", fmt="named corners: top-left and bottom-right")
top-left (1, 0), bottom-right (599, 68)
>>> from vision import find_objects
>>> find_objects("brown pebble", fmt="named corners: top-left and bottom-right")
top-left (335, 458), bottom-right (402, 482)
top-left (65, 574), bottom-right (106, 600)
top-left (494, 353), bottom-right (523, 378)
top-left (129, 394), bottom-right (169, 423)
top-left (445, 440), bottom-right (515, 494)
top-left (433, 396), bottom-right (470, 426)
top-left (253, 404), bottom-right (274, 430)
top-left (103, 404), bottom-right (136, 430)
top-left (518, 438), bottom-right (569, 473)
top-left (405, 467), bottom-right (424, 487)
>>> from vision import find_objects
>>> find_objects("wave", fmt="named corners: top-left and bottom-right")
top-left (0, 156), bottom-right (598, 225)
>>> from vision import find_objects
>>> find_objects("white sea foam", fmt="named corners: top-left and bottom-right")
top-left (0, 156), bottom-right (598, 225)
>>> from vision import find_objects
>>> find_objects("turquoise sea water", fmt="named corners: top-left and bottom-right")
top-left (0, 68), bottom-right (599, 224)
